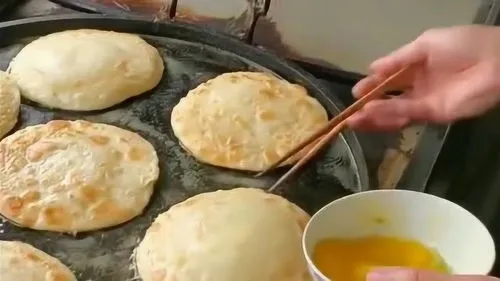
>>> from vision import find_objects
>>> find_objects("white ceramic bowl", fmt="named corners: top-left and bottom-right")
top-left (302, 190), bottom-right (496, 281)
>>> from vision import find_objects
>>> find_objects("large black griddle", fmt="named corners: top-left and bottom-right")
top-left (0, 15), bottom-right (369, 281)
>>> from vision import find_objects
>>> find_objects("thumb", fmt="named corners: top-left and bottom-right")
top-left (367, 268), bottom-right (497, 281)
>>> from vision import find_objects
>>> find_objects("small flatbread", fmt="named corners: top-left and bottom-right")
top-left (171, 71), bottom-right (328, 171)
top-left (8, 29), bottom-right (164, 111)
top-left (0, 240), bottom-right (77, 281)
top-left (136, 187), bottom-right (312, 281)
top-left (0, 71), bottom-right (20, 139)
top-left (0, 120), bottom-right (159, 233)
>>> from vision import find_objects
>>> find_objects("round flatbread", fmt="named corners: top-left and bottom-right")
top-left (8, 29), bottom-right (164, 111)
top-left (136, 187), bottom-right (312, 281)
top-left (0, 120), bottom-right (159, 233)
top-left (0, 71), bottom-right (20, 139)
top-left (0, 240), bottom-right (77, 281)
top-left (171, 71), bottom-right (328, 171)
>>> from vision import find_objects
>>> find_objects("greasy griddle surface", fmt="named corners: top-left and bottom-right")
top-left (0, 34), bottom-right (364, 280)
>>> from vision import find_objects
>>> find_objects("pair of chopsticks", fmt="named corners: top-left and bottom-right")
top-left (259, 66), bottom-right (411, 193)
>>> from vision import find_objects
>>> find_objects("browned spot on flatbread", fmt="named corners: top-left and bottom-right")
top-left (19, 213), bottom-right (37, 228)
top-left (25, 177), bottom-right (38, 186)
top-left (229, 76), bottom-right (238, 83)
top-left (47, 120), bottom-right (70, 131)
top-left (47, 270), bottom-right (70, 281)
top-left (119, 137), bottom-right (129, 144)
top-left (314, 116), bottom-right (326, 123)
top-left (260, 88), bottom-right (279, 99)
top-left (258, 110), bottom-right (276, 121)
top-left (263, 148), bottom-right (280, 164)
top-left (26, 141), bottom-right (60, 162)
top-left (232, 115), bottom-right (250, 130)
top-left (0, 143), bottom-right (7, 166)
top-left (91, 201), bottom-right (132, 222)
top-left (6, 157), bottom-right (27, 173)
top-left (21, 190), bottom-right (41, 203)
top-left (295, 98), bottom-right (314, 110)
top-left (116, 60), bottom-right (130, 73)
top-left (128, 146), bottom-right (145, 161)
top-left (3, 196), bottom-right (24, 217)
top-left (212, 154), bottom-right (227, 165)
top-left (228, 148), bottom-right (245, 162)
top-left (78, 185), bottom-right (102, 205)
top-left (42, 206), bottom-right (71, 228)
top-left (90, 135), bottom-right (110, 145)
top-left (25, 252), bottom-right (43, 263)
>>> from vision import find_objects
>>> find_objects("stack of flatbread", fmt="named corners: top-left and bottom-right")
top-left (0, 28), bottom-right (330, 281)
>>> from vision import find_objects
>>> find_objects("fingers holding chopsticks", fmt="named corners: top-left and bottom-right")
top-left (349, 25), bottom-right (500, 131)
top-left (346, 96), bottom-right (431, 131)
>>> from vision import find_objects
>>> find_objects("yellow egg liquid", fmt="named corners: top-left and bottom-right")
top-left (312, 236), bottom-right (450, 281)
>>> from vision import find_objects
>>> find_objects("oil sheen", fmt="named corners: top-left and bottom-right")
top-left (312, 235), bottom-right (449, 281)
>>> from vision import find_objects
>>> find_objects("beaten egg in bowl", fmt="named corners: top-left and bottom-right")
top-left (312, 235), bottom-right (449, 281)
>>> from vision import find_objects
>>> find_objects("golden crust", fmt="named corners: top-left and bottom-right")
top-left (0, 71), bottom-right (20, 139)
top-left (171, 72), bottom-right (328, 171)
top-left (136, 187), bottom-right (312, 281)
top-left (0, 240), bottom-right (77, 281)
top-left (0, 120), bottom-right (159, 233)
top-left (8, 29), bottom-right (164, 111)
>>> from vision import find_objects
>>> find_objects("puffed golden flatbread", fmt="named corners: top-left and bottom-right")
top-left (171, 71), bottom-right (328, 171)
top-left (8, 29), bottom-right (164, 111)
top-left (136, 187), bottom-right (312, 281)
top-left (0, 71), bottom-right (20, 139)
top-left (0, 240), bottom-right (77, 281)
top-left (0, 120), bottom-right (159, 233)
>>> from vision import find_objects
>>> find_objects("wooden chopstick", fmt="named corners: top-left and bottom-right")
top-left (265, 66), bottom-right (411, 192)
top-left (268, 119), bottom-right (348, 192)
top-left (258, 66), bottom-right (410, 178)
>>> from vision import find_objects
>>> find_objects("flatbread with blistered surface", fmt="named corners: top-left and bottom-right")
top-left (136, 187), bottom-right (312, 281)
top-left (0, 240), bottom-right (77, 281)
top-left (0, 71), bottom-right (20, 139)
top-left (0, 120), bottom-right (159, 233)
top-left (171, 71), bottom-right (328, 171)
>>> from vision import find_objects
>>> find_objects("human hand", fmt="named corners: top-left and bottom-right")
top-left (367, 268), bottom-right (499, 281)
top-left (348, 25), bottom-right (500, 131)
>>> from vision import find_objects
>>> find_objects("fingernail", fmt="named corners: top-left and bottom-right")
top-left (352, 85), bottom-right (361, 97)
